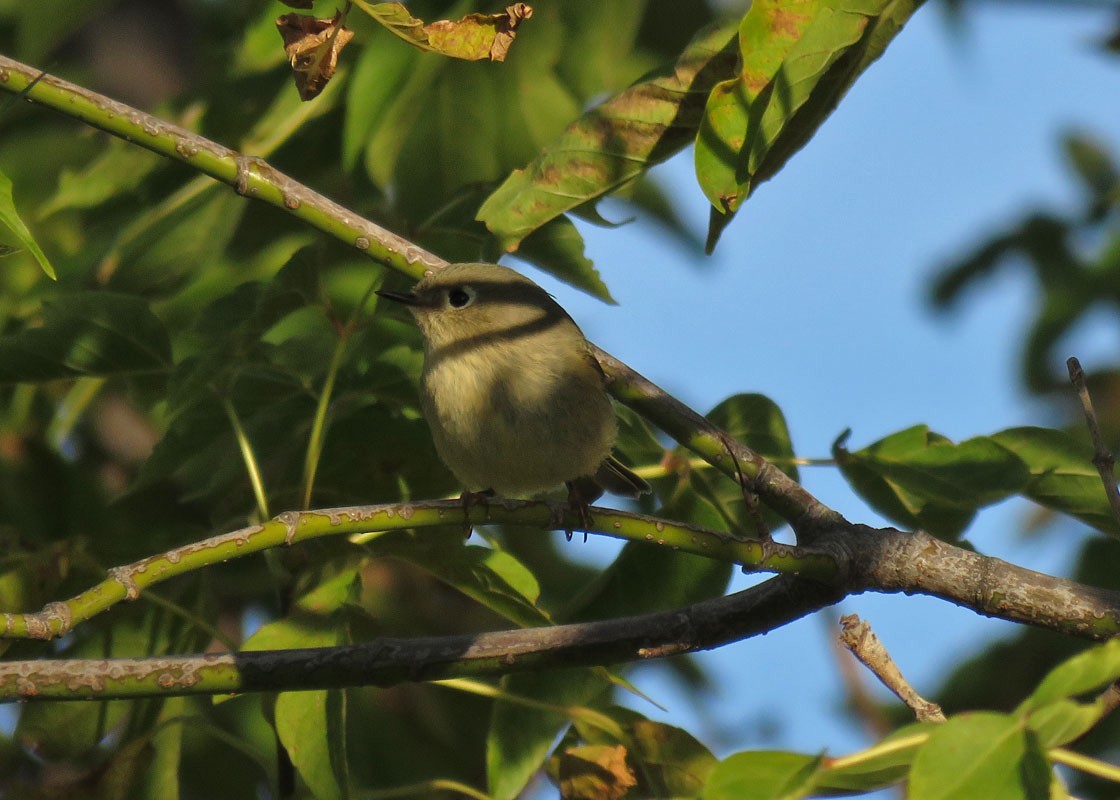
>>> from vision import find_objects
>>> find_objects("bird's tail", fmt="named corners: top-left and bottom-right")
top-left (593, 456), bottom-right (651, 499)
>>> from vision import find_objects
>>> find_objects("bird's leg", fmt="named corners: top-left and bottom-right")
top-left (460, 488), bottom-right (495, 539)
top-left (563, 478), bottom-right (600, 543)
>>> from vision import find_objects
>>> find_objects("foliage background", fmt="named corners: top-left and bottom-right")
top-left (0, 0), bottom-right (1117, 798)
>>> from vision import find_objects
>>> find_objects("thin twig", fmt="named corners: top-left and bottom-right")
top-left (1067, 357), bottom-right (1120, 530)
top-left (829, 613), bottom-right (894, 738)
top-left (838, 614), bottom-right (946, 723)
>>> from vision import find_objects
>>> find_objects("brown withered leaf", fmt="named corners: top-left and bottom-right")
top-left (354, 1), bottom-right (533, 62)
top-left (552, 744), bottom-right (636, 800)
top-left (276, 12), bottom-right (356, 100)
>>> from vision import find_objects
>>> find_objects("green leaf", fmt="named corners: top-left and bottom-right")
top-left (627, 718), bottom-right (717, 797)
top-left (371, 530), bottom-right (552, 628)
top-left (1019, 639), bottom-right (1120, 712)
top-left (908, 712), bottom-right (1051, 800)
top-left (696, 0), bottom-right (922, 251)
top-left (816, 722), bottom-right (927, 792)
top-left (39, 139), bottom-right (162, 217)
top-left (0, 292), bottom-right (172, 384)
top-left (991, 427), bottom-right (1120, 538)
top-left (353, 1), bottom-right (533, 61)
top-left (277, 690), bottom-right (349, 800)
top-left (342, 36), bottom-right (421, 170)
top-left (143, 696), bottom-right (187, 800)
top-left (1024, 699), bottom-right (1105, 749)
top-left (0, 168), bottom-right (55, 279)
top-left (703, 751), bottom-right (823, 800)
top-left (513, 215), bottom-right (616, 302)
top-left (477, 19), bottom-right (739, 251)
top-left (488, 668), bottom-right (610, 800)
top-left (709, 392), bottom-right (799, 531)
top-left (243, 570), bottom-right (361, 652)
top-left (835, 426), bottom-right (1030, 539)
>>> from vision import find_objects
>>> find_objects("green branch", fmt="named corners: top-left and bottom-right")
top-left (0, 500), bottom-right (837, 640)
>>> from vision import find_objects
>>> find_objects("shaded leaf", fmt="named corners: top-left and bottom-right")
top-left (627, 718), bottom-right (717, 796)
top-left (354, 1), bottom-right (533, 61)
top-left (39, 140), bottom-right (162, 217)
top-left (513, 215), bottom-right (615, 302)
top-left (277, 11), bottom-right (355, 100)
top-left (0, 292), bottom-right (171, 384)
top-left (835, 426), bottom-right (1029, 540)
top-left (368, 530), bottom-right (552, 628)
top-left (488, 669), bottom-right (610, 800)
top-left (991, 427), bottom-right (1120, 538)
top-left (342, 33), bottom-right (421, 170)
top-left (477, 19), bottom-right (739, 251)
top-left (277, 690), bottom-right (348, 800)
top-left (908, 712), bottom-right (1050, 800)
top-left (0, 169), bottom-right (55, 279)
top-left (696, 0), bottom-right (922, 251)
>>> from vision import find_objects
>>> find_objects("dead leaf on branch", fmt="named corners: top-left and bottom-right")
top-left (353, 1), bottom-right (533, 61)
top-left (276, 11), bottom-right (356, 100)
top-left (551, 744), bottom-right (637, 800)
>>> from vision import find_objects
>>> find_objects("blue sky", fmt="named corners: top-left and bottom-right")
top-left (510, 0), bottom-right (1120, 766)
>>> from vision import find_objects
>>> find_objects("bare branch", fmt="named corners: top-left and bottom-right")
top-left (839, 614), bottom-right (945, 723)
top-left (1067, 356), bottom-right (1120, 529)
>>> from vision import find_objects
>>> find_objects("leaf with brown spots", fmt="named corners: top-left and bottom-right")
top-left (695, 0), bottom-right (924, 252)
top-left (353, 1), bottom-right (533, 62)
top-left (276, 11), bottom-right (355, 100)
top-left (477, 18), bottom-right (739, 252)
top-left (553, 744), bottom-right (637, 800)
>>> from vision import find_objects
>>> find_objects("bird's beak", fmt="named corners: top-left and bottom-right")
top-left (376, 289), bottom-right (419, 306)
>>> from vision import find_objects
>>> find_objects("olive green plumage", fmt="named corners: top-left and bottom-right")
top-left (378, 263), bottom-right (648, 500)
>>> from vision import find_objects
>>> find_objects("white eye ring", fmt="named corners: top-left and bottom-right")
top-left (447, 286), bottom-right (476, 309)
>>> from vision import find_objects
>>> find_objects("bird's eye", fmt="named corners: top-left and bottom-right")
top-left (447, 287), bottom-right (475, 308)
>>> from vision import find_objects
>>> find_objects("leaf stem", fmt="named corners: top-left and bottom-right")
top-left (1050, 747), bottom-right (1120, 783)
top-left (222, 396), bottom-right (270, 519)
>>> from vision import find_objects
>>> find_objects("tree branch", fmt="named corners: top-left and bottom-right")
top-left (0, 500), bottom-right (836, 640)
top-left (0, 576), bottom-right (842, 701)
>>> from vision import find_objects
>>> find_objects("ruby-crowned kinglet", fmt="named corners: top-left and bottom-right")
top-left (377, 263), bottom-right (649, 508)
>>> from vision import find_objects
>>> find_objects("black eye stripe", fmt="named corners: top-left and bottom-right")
top-left (448, 287), bottom-right (472, 308)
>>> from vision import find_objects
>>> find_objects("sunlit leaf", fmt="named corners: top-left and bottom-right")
top-left (907, 712), bottom-right (1050, 800)
top-left (477, 19), bottom-right (739, 251)
top-left (703, 751), bottom-right (823, 799)
top-left (353, 1), bottom-right (533, 61)
top-left (696, 0), bottom-right (922, 251)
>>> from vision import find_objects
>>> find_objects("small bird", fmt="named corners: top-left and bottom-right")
top-left (376, 263), bottom-right (649, 525)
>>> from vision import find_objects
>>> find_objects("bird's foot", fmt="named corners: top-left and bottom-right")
top-left (459, 489), bottom-right (495, 539)
top-left (563, 480), bottom-right (596, 543)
